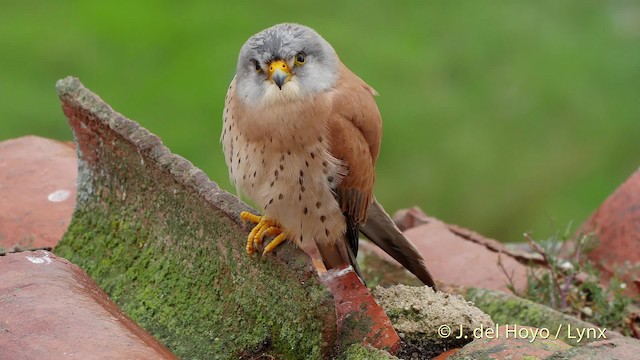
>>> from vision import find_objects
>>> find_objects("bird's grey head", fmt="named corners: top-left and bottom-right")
top-left (235, 23), bottom-right (340, 106)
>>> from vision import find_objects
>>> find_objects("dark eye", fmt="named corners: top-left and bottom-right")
top-left (295, 52), bottom-right (305, 65)
top-left (254, 60), bottom-right (261, 72)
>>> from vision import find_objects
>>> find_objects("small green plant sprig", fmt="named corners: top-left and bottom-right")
top-left (499, 225), bottom-right (635, 336)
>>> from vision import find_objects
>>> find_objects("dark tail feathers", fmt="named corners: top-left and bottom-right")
top-left (359, 198), bottom-right (436, 289)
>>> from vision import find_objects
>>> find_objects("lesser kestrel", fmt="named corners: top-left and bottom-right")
top-left (222, 23), bottom-right (435, 288)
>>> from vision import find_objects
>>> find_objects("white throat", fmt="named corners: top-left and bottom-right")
top-left (261, 80), bottom-right (304, 106)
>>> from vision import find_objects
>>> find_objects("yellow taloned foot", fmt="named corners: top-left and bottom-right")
top-left (245, 217), bottom-right (266, 255)
top-left (252, 221), bottom-right (271, 248)
top-left (240, 211), bottom-right (262, 224)
top-left (262, 232), bottom-right (288, 257)
top-left (240, 211), bottom-right (287, 256)
top-left (255, 226), bottom-right (281, 248)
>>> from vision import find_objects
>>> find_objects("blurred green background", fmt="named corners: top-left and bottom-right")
top-left (2, 1), bottom-right (639, 242)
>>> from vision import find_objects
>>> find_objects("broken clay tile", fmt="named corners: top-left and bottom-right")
top-left (54, 77), bottom-right (338, 359)
top-left (360, 216), bottom-right (527, 291)
top-left (393, 206), bottom-right (431, 231)
top-left (454, 325), bottom-right (571, 360)
top-left (0, 136), bottom-right (77, 252)
top-left (393, 206), bottom-right (543, 265)
top-left (0, 250), bottom-right (177, 359)
top-left (560, 338), bottom-right (640, 360)
top-left (465, 287), bottom-right (624, 347)
top-left (580, 169), bottom-right (640, 295)
top-left (432, 348), bottom-right (461, 360)
top-left (404, 219), bottom-right (527, 292)
top-left (320, 265), bottom-right (401, 354)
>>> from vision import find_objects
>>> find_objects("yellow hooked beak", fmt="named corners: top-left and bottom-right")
top-left (268, 60), bottom-right (291, 90)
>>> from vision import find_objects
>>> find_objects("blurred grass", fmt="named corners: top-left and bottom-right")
top-left (1, 0), bottom-right (639, 242)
